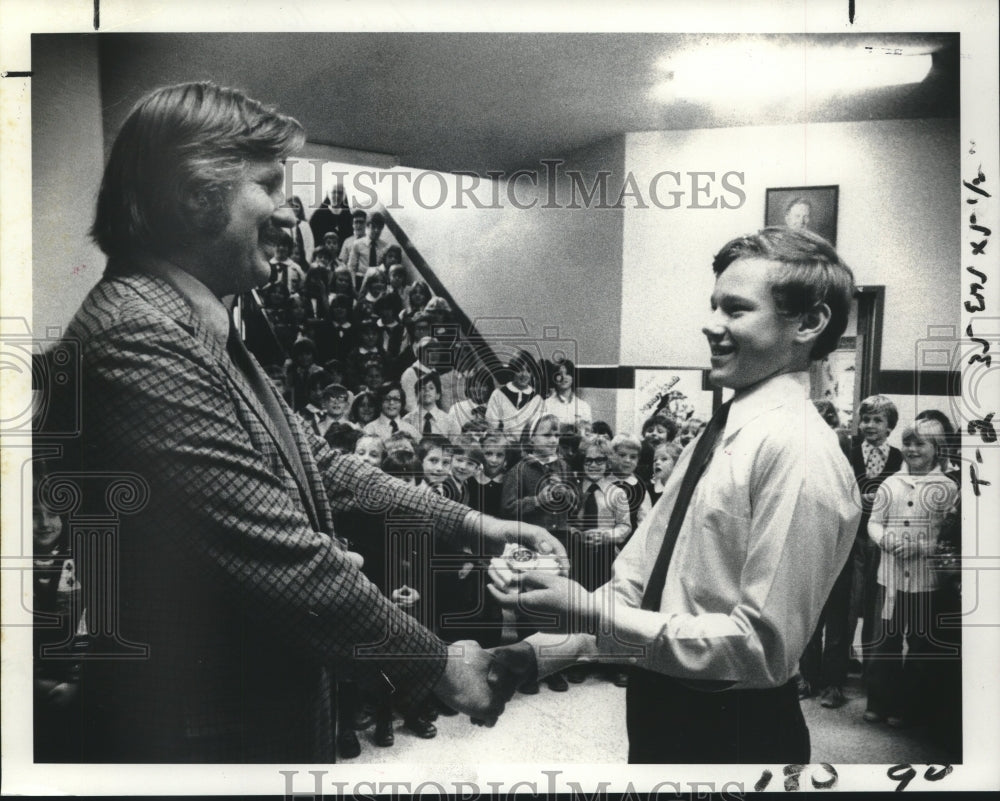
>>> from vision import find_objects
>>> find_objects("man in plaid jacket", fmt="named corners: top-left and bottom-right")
top-left (56, 81), bottom-right (563, 762)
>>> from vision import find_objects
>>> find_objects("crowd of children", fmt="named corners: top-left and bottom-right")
top-left (33, 193), bottom-right (963, 762)
top-left (796, 394), bottom-right (962, 757)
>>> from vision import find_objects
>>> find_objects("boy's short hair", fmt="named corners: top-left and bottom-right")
top-left (712, 226), bottom-right (855, 360)
top-left (415, 371), bottom-right (443, 395)
top-left (417, 433), bottom-right (454, 461)
top-left (461, 418), bottom-right (491, 437)
top-left (641, 413), bottom-right (678, 442)
top-left (324, 422), bottom-right (361, 453)
top-left (590, 420), bottom-right (614, 439)
top-left (352, 209), bottom-right (367, 222)
top-left (610, 433), bottom-right (642, 454)
top-left (291, 337), bottom-right (317, 357)
top-left (382, 450), bottom-right (420, 480)
top-left (368, 211), bottom-right (386, 227)
top-left (386, 430), bottom-right (418, 453)
top-left (451, 435), bottom-right (487, 468)
top-left (322, 383), bottom-right (349, 400)
top-left (388, 263), bottom-right (407, 279)
top-left (306, 369), bottom-right (332, 394)
top-left (858, 394), bottom-right (899, 430)
top-left (357, 319), bottom-right (379, 334)
top-left (376, 380), bottom-right (407, 412)
top-left (276, 230), bottom-right (294, 250)
top-left (914, 409), bottom-right (956, 435)
top-left (311, 246), bottom-right (333, 263)
top-left (558, 422), bottom-right (581, 449)
top-left (354, 432), bottom-right (385, 458)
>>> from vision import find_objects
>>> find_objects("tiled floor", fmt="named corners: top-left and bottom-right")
top-left (346, 673), bottom-right (955, 764)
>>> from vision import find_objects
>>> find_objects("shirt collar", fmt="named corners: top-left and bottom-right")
top-left (862, 440), bottom-right (889, 458)
top-left (725, 371), bottom-right (810, 440)
top-left (142, 257), bottom-right (231, 349)
top-left (896, 464), bottom-right (944, 485)
top-left (505, 381), bottom-right (534, 397)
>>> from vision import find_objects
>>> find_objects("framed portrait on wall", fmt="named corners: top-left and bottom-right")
top-left (765, 185), bottom-right (839, 246)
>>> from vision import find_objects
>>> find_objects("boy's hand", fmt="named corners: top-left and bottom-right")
top-left (488, 570), bottom-right (596, 633)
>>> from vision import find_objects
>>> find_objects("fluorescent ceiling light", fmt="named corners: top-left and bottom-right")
top-left (650, 41), bottom-right (934, 103)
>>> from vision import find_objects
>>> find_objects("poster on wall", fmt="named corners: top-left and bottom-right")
top-left (633, 368), bottom-right (715, 429)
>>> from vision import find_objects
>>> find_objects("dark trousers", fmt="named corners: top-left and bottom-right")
top-left (851, 535), bottom-right (882, 665)
top-left (866, 589), bottom-right (951, 721)
top-left (626, 670), bottom-right (810, 764)
top-left (800, 556), bottom-right (853, 689)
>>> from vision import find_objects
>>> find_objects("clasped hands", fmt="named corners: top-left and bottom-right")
top-left (433, 554), bottom-right (596, 727)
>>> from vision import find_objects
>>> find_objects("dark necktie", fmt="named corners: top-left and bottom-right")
top-left (390, 418), bottom-right (399, 433)
top-left (369, 239), bottom-right (378, 267)
top-left (294, 225), bottom-right (305, 262)
top-left (226, 319), bottom-right (319, 528)
top-left (641, 400), bottom-right (732, 611)
top-left (582, 482), bottom-right (599, 528)
top-left (424, 412), bottom-right (433, 435)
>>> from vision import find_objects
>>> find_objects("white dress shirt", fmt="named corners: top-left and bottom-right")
top-left (529, 371), bottom-right (860, 689)
top-left (403, 405), bottom-right (461, 438)
top-left (542, 391), bottom-right (593, 428)
top-left (364, 414), bottom-right (420, 442)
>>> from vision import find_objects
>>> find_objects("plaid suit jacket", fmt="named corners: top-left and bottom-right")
top-left (62, 269), bottom-right (471, 762)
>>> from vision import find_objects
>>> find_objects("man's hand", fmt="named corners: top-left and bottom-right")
top-left (487, 641), bottom-right (538, 698)
top-left (433, 640), bottom-right (506, 726)
top-left (488, 569), bottom-right (597, 633)
top-left (476, 515), bottom-right (569, 574)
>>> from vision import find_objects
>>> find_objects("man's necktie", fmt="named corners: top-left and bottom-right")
top-left (369, 239), bottom-right (378, 267)
top-left (424, 412), bottom-right (433, 435)
top-left (226, 319), bottom-right (319, 528)
top-left (640, 400), bottom-right (732, 611)
top-left (866, 445), bottom-right (886, 478)
top-left (390, 418), bottom-right (399, 434)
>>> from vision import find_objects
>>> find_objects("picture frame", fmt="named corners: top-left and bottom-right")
top-left (765, 184), bottom-right (839, 246)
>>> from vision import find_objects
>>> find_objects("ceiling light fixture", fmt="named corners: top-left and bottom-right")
top-left (650, 41), bottom-right (935, 104)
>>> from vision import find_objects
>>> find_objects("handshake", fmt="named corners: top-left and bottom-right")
top-left (431, 545), bottom-right (596, 726)
top-left (431, 639), bottom-right (540, 727)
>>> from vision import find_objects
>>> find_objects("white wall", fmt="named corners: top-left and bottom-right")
top-left (32, 36), bottom-right (106, 332)
top-left (620, 118), bottom-right (961, 373)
